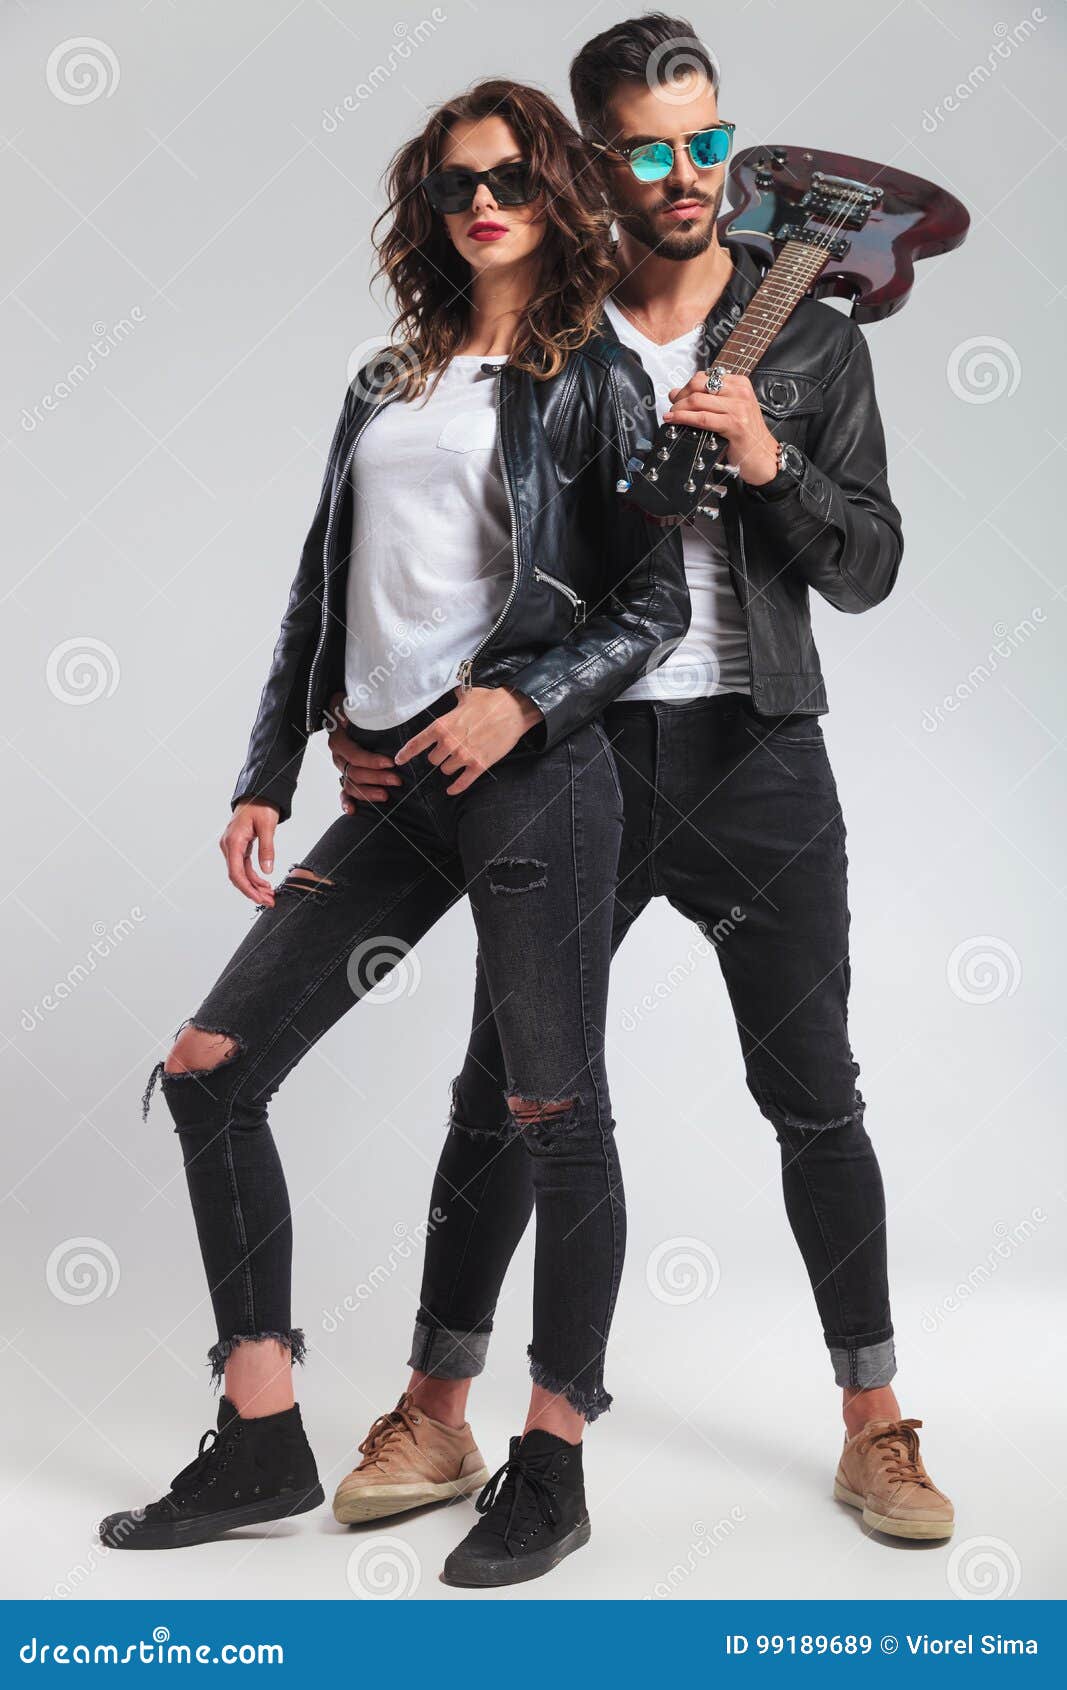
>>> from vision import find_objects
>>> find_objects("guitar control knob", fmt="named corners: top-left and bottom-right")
top-left (771, 147), bottom-right (788, 165)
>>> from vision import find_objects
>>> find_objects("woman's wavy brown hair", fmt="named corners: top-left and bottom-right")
top-left (373, 79), bottom-right (616, 398)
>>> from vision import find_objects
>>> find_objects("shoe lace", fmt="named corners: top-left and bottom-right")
top-left (475, 1451), bottom-right (559, 1556)
top-left (867, 1418), bottom-right (934, 1489)
top-left (357, 1400), bottom-right (421, 1471)
top-left (146, 1424), bottom-right (242, 1518)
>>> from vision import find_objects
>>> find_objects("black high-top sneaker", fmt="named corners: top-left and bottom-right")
top-left (98, 1398), bottom-right (324, 1549)
top-left (441, 1430), bottom-right (590, 1587)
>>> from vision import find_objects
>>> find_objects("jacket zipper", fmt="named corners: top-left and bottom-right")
top-left (533, 566), bottom-right (585, 624)
top-left (458, 369), bottom-right (521, 692)
top-left (306, 394), bottom-right (397, 731)
top-left (733, 503), bottom-right (759, 708)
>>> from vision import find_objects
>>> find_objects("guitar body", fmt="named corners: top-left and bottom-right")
top-left (620, 145), bottom-right (969, 519)
top-left (719, 145), bottom-right (970, 321)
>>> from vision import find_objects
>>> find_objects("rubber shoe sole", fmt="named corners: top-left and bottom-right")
top-left (333, 1465), bottom-right (489, 1524)
top-left (441, 1516), bottom-right (591, 1588)
top-left (98, 1482), bottom-right (325, 1550)
top-left (833, 1478), bottom-right (954, 1540)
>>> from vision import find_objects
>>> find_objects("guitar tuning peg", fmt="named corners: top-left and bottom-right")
top-left (695, 458), bottom-right (706, 471)
top-left (719, 462), bottom-right (740, 478)
top-left (697, 505), bottom-right (721, 520)
top-left (684, 480), bottom-right (696, 493)
top-left (666, 426), bottom-right (679, 441)
top-left (657, 447), bottom-right (671, 461)
top-left (646, 468), bottom-right (659, 482)
top-left (616, 479), bottom-right (631, 493)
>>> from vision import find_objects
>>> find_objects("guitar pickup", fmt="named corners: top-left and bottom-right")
top-left (776, 222), bottom-right (851, 258)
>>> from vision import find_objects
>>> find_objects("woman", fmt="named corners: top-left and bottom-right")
top-left (99, 80), bottom-right (687, 1587)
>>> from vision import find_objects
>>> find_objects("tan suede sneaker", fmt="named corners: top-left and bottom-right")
top-left (834, 1417), bottom-right (954, 1540)
top-left (332, 1394), bottom-right (489, 1524)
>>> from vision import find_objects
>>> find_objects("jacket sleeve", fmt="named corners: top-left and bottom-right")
top-left (742, 319), bottom-right (903, 614)
top-left (230, 389), bottom-right (352, 821)
top-left (506, 353), bottom-right (690, 749)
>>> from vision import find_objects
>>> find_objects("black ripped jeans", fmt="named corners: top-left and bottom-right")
top-left (413, 695), bottom-right (896, 1392)
top-left (151, 695), bottom-right (625, 1420)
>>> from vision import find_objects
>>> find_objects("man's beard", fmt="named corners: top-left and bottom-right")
top-left (616, 182), bottom-right (724, 262)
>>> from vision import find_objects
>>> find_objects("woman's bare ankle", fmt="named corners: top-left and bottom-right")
top-left (223, 1339), bottom-right (295, 1418)
top-left (842, 1383), bottom-right (901, 1439)
top-left (407, 1370), bottom-right (471, 1428)
top-left (524, 1383), bottom-right (584, 1444)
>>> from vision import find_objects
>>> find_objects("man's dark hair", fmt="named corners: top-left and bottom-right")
top-left (569, 13), bottom-right (720, 145)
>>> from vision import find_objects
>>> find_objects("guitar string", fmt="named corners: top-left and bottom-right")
top-left (672, 194), bottom-right (863, 490)
top-left (671, 190), bottom-right (864, 498)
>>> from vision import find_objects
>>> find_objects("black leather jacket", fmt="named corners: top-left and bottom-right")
top-left (232, 337), bottom-right (688, 820)
top-left (663, 241), bottom-right (903, 716)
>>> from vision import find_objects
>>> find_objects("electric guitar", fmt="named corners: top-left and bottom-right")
top-left (620, 145), bottom-right (969, 521)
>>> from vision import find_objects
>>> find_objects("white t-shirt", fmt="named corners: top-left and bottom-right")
top-left (604, 298), bottom-right (751, 700)
top-left (343, 356), bottom-right (512, 730)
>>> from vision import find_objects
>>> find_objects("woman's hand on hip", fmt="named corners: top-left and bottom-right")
top-left (396, 686), bottom-right (542, 795)
top-left (220, 802), bottom-right (280, 906)
top-left (326, 691), bottom-right (402, 813)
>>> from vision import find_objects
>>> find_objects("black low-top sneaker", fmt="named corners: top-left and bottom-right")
top-left (98, 1398), bottom-right (324, 1550)
top-left (441, 1429), bottom-right (590, 1588)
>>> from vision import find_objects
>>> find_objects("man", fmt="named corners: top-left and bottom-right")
top-left (328, 14), bottom-right (953, 1579)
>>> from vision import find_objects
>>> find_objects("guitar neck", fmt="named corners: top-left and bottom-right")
top-left (712, 240), bottom-right (831, 376)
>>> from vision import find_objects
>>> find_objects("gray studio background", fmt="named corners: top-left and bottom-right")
top-left (2, 0), bottom-right (1063, 1603)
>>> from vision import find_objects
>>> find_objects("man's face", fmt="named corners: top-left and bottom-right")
top-left (600, 72), bottom-right (725, 261)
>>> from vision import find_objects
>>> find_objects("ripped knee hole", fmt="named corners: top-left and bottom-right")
top-left (164, 1026), bottom-right (241, 1077)
top-left (278, 865), bottom-right (335, 898)
top-left (507, 1095), bottom-right (577, 1124)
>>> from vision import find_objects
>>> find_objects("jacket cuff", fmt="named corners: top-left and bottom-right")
top-left (231, 772), bottom-right (295, 824)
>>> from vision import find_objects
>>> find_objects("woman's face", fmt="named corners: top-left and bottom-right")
top-left (437, 116), bottom-right (546, 275)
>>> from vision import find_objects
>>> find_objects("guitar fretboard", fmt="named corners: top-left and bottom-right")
top-left (712, 240), bottom-right (831, 376)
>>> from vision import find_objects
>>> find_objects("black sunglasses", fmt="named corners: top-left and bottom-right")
top-left (422, 161), bottom-right (537, 215)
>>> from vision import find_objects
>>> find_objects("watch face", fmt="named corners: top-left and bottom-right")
top-left (781, 443), bottom-right (803, 478)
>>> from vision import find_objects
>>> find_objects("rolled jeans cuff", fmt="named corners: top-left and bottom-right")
top-left (407, 1318), bottom-right (489, 1380)
top-left (829, 1336), bottom-right (897, 1390)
